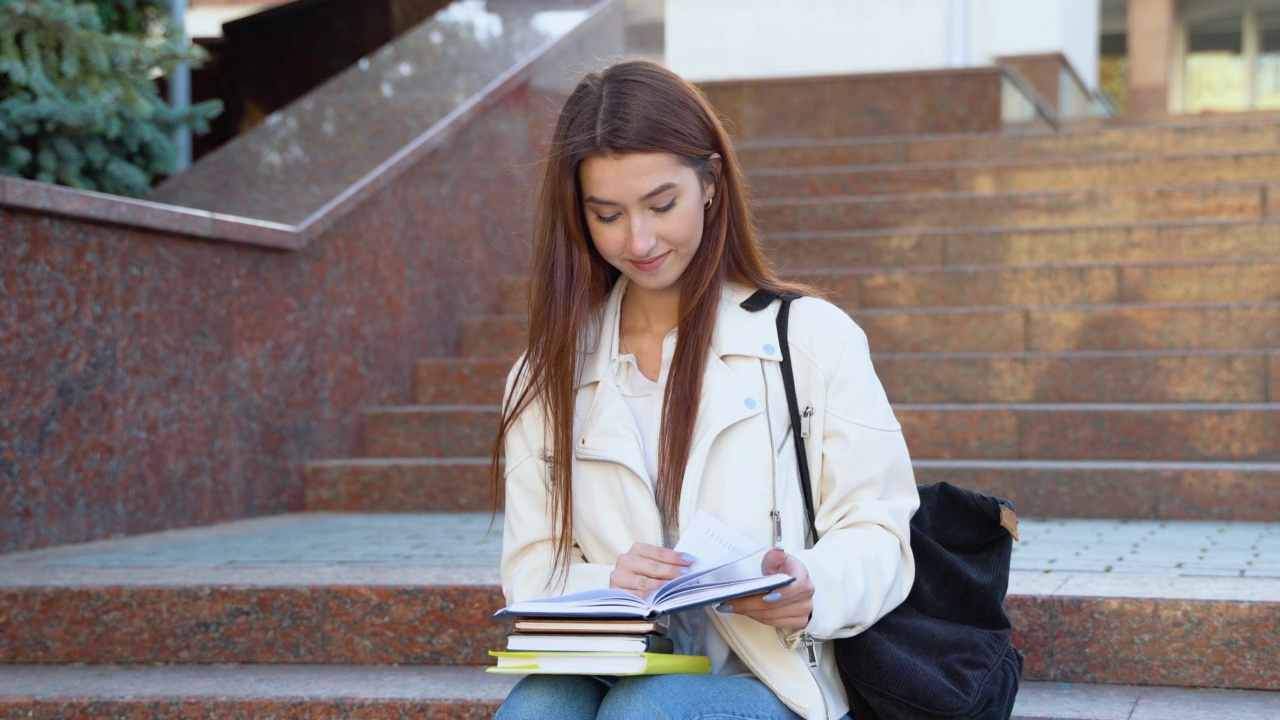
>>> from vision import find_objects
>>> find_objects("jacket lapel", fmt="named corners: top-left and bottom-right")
top-left (677, 287), bottom-right (785, 531)
top-left (573, 279), bottom-right (787, 537)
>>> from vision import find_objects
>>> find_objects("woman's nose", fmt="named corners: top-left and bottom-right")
top-left (628, 216), bottom-right (657, 257)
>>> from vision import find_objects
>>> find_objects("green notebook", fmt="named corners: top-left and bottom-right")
top-left (486, 651), bottom-right (711, 676)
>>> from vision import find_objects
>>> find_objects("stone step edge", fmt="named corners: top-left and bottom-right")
top-left (306, 457), bottom-right (1280, 473)
top-left (360, 399), bottom-right (1280, 412)
top-left (4, 665), bottom-right (1276, 720)
top-left (736, 114), bottom-right (1280, 150)
top-left (751, 179), bottom-right (1274, 205)
top-left (497, 255), bottom-right (1280, 287)
top-left (2, 572), bottom-right (1276, 602)
top-left (744, 147), bottom-right (1280, 176)
top-left (467, 298), bottom-right (1280, 322)
top-left (782, 254), bottom-right (1280, 277)
top-left (846, 298), bottom-right (1280, 316)
top-left (422, 349), bottom-right (1279, 365)
top-left (760, 215), bottom-right (1280, 241)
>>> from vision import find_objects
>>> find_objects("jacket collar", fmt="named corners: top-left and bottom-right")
top-left (577, 277), bottom-right (782, 389)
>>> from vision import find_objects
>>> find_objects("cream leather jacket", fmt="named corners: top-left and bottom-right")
top-left (500, 278), bottom-right (919, 720)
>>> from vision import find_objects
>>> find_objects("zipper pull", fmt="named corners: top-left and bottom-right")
top-left (770, 508), bottom-right (783, 548)
top-left (800, 406), bottom-right (814, 438)
top-left (803, 632), bottom-right (818, 667)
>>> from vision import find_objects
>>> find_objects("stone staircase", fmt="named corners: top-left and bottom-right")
top-left (4, 116), bottom-right (1280, 717)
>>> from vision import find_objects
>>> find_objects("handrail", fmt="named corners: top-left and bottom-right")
top-left (0, 0), bottom-right (618, 250)
top-left (1000, 66), bottom-right (1061, 131)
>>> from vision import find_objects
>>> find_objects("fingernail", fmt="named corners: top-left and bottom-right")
top-left (715, 603), bottom-right (733, 613)
top-left (762, 592), bottom-right (782, 603)
top-left (681, 553), bottom-right (696, 564)
top-left (678, 567), bottom-right (690, 575)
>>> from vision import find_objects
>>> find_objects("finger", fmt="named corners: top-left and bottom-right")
top-left (736, 611), bottom-right (811, 630)
top-left (632, 543), bottom-right (696, 567)
top-left (726, 579), bottom-right (814, 610)
top-left (616, 554), bottom-right (690, 581)
top-left (760, 548), bottom-right (787, 575)
top-left (610, 570), bottom-right (662, 597)
top-left (722, 599), bottom-right (812, 627)
top-left (730, 592), bottom-right (811, 617)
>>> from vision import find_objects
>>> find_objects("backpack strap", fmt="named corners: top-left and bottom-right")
top-left (741, 290), bottom-right (818, 543)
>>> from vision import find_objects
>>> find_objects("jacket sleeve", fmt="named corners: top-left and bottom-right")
top-left (788, 302), bottom-right (919, 641)
top-left (500, 359), bottom-right (615, 603)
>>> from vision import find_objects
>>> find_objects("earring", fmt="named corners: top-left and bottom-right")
top-left (704, 198), bottom-right (713, 209)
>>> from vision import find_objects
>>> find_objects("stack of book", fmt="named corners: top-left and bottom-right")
top-left (489, 616), bottom-right (701, 675)
top-left (487, 511), bottom-right (795, 676)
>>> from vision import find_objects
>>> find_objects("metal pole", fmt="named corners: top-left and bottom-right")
top-left (170, 0), bottom-right (192, 171)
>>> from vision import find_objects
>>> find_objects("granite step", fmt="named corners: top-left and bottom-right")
top-left (913, 459), bottom-right (1280, 522)
top-left (736, 117), bottom-right (1280, 169)
top-left (753, 183), bottom-right (1272, 234)
top-left (416, 351), bottom-right (1280, 406)
top-left (875, 350), bottom-right (1280, 404)
top-left (895, 402), bottom-right (1280, 462)
top-left (305, 458), bottom-right (494, 513)
top-left (359, 403), bottom-right (1280, 462)
top-left (851, 301), bottom-right (1280, 354)
top-left (497, 248), bottom-right (1280, 314)
top-left (302, 456), bottom-right (1280, 522)
top-left (0, 665), bottom-right (516, 720)
top-left (458, 301), bottom-right (1280, 359)
top-left (792, 258), bottom-right (1280, 309)
top-left (1, 513), bottom-right (1277, 691)
top-left (416, 359), bottom-right (510, 405)
top-left (2, 667), bottom-right (1279, 720)
top-left (745, 150), bottom-right (1280, 198)
top-left (763, 219), bottom-right (1280, 271)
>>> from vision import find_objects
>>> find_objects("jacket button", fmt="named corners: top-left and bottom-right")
top-left (744, 398), bottom-right (757, 409)
top-left (764, 343), bottom-right (776, 355)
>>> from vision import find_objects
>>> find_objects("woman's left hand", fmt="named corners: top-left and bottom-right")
top-left (716, 548), bottom-right (814, 630)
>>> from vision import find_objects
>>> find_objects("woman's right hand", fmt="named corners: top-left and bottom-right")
top-left (610, 543), bottom-right (695, 597)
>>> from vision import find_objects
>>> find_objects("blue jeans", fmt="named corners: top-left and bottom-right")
top-left (494, 673), bottom-right (851, 719)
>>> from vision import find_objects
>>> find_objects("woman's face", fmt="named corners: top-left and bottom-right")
top-left (579, 152), bottom-right (715, 300)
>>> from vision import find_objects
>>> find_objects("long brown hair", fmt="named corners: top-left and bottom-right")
top-left (491, 59), bottom-right (812, 585)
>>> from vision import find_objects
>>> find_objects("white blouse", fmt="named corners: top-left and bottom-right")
top-left (610, 310), bottom-right (752, 677)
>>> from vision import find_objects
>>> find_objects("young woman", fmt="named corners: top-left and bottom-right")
top-left (491, 60), bottom-right (919, 720)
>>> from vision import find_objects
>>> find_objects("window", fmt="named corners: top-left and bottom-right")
top-left (1180, 2), bottom-right (1280, 113)
top-left (1258, 8), bottom-right (1280, 108)
top-left (1184, 13), bottom-right (1246, 112)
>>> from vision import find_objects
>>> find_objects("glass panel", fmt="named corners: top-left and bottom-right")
top-left (1184, 13), bottom-right (1246, 113)
top-left (1001, 74), bottom-right (1041, 125)
top-left (1256, 9), bottom-right (1280, 110)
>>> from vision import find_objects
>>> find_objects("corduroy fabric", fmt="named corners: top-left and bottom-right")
top-left (834, 482), bottom-right (1023, 720)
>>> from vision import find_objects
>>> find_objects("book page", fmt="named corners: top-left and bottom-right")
top-left (496, 587), bottom-right (653, 618)
top-left (673, 510), bottom-right (766, 572)
top-left (650, 511), bottom-right (793, 613)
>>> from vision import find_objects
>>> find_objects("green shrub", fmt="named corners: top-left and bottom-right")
top-left (0, 0), bottom-right (222, 196)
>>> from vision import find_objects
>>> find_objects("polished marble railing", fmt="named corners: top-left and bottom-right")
top-left (150, 0), bottom-right (613, 228)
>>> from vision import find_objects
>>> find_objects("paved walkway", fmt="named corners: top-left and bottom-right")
top-left (2, 512), bottom-right (1277, 601)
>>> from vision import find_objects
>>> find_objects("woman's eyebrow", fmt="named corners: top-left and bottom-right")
top-left (583, 181), bottom-right (679, 206)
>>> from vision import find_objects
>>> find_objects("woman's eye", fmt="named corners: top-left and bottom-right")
top-left (653, 199), bottom-right (676, 214)
top-left (595, 213), bottom-right (621, 224)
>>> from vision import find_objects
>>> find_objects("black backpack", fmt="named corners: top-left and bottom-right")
top-left (745, 290), bottom-right (1023, 720)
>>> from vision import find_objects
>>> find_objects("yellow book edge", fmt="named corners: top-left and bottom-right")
top-left (486, 650), bottom-right (711, 676)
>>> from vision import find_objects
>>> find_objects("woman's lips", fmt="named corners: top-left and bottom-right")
top-left (630, 251), bottom-right (670, 272)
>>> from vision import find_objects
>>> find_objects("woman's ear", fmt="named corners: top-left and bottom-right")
top-left (703, 153), bottom-right (723, 207)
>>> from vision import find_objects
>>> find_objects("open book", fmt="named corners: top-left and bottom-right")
top-left (494, 511), bottom-right (794, 620)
